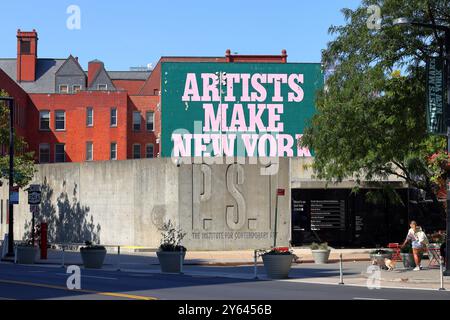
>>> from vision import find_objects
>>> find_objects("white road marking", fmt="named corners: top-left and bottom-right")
top-left (353, 297), bottom-right (387, 300)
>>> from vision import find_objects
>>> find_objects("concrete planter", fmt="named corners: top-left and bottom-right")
top-left (157, 251), bottom-right (186, 273)
top-left (262, 254), bottom-right (293, 279)
top-left (80, 248), bottom-right (107, 269)
top-left (401, 253), bottom-right (416, 269)
top-left (311, 250), bottom-right (331, 264)
top-left (16, 246), bottom-right (37, 264)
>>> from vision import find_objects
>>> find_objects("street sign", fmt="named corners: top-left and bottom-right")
top-left (9, 191), bottom-right (19, 205)
top-left (27, 184), bottom-right (41, 205)
top-left (426, 57), bottom-right (446, 135)
top-left (277, 189), bottom-right (286, 196)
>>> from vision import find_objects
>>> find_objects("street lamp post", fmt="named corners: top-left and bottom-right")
top-left (393, 18), bottom-right (450, 274)
top-left (0, 96), bottom-right (15, 257)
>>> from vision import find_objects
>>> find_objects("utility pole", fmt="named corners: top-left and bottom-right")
top-left (444, 29), bottom-right (450, 275)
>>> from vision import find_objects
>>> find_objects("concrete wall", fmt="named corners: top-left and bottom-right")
top-left (0, 158), bottom-right (290, 251)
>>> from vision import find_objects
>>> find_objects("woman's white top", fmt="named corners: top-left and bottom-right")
top-left (406, 227), bottom-right (428, 244)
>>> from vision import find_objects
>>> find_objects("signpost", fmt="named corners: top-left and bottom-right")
top-left (9, 188), bottom-right (19, 205)
top-left (27, 185), bottom-right (41, 245)
top-left (426, 57), bottom-right (446, 135)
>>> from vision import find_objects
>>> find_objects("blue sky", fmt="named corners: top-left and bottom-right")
top-left (0, 0), bottom-right (361, 70)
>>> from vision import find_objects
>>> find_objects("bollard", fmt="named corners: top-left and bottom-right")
top-left (40, 223), bottom-right (48, 260)
top-left (254, 250), bottom-right (258, 279)
top-left (439, 259), bottom-right (446, 291)
top-left (14, 246), bottom-right (17, 264)
top-left (339, 253), bottom-right (344, 285)
top-left (117, 246), bottom-right (121, 272)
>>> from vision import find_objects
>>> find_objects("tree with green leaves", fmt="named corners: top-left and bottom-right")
top-left (301, 0), bottom-right (450, 211)
top-left (0, 90), bottom-right (36, 188)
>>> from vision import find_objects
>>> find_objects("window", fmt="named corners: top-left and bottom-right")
top-left (133, 111), bottom-right (141, 131)
top-left (133, 144), bottom-right (141, 159)
top-left (86, 142), bottom-right (93, 161)
top-left (55, 110), bottom-right (66, 131)
top-left (110, 108), bottom-right (117, 127)
top-left (40, 111), bottom-right (50, 130)
top-left (98, 84), bottom-right (107, 91)
top-left (59, 85), bottom-right (69, 94)
top-left (146, 144), bottom-right (154, 159)
top-left (86, 107), bottom-right (94, 127)
top-left (20, 41), bottom-right (31, 54)
top-left (55, 144), bottom-right (65, 163)
top-left (146, 112), bottom-right (154, 132)
top-left (39, 144), bottom-right (50, 163)
top-left (73, 85), bottom-right (82, 93)
top-left (110, 142), bottom-right (117, 160)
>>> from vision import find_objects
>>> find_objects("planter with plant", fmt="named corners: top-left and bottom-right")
top-left (80, 241), bottom-right (107, 269)
top-left (16, 242), bottom-right (38, 264)
top-left (310, 242), bottom-right (331, 264)
top-left (400, 243), bottom-right (416, 269)
top-left (157, 221), bottom-right (187, 274)
top-left (261, 247), bottom-right (294, 279)
top-left (369, 249), bottom-right (393, 268)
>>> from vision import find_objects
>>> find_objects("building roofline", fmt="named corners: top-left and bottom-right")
top-left (0, 57), bottom-right (67, 60)
top-left (160, 56), bottom-right (224, 59)
top-left (108, 70), bottom-right (151, 72)
top-left (55, 55), bottom-right (86, 76)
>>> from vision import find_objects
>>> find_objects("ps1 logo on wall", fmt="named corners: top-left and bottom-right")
top-left (160, 62), bottom-right (323, 158)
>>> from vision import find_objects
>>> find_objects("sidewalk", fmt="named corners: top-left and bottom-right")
top-left (287, 263), bottom-right (450, 291)
top-left (3, 248), bottom-right (448, 290)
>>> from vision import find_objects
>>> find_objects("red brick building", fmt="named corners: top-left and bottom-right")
top-left (0, 30), bottom-right (287, 163)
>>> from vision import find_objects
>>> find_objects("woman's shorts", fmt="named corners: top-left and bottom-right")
top-left (412, 241), bottom-right (424, 249)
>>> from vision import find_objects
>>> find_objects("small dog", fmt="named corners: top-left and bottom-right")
top-left (384, 258), bottom-right (396, 271)
top-left (371, 259), bottom-right (396, 271)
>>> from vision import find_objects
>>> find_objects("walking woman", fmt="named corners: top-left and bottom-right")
top-left (401, 221), bottom-right (429, 271)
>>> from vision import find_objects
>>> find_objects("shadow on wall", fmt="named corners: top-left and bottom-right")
top-left (24, 177), bottom-right (101, 244)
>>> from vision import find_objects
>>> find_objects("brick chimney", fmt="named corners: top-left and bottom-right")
top-left (17, 29), bottom-right (38, 82)
top-left (88, 60), bottom-right (104, 87)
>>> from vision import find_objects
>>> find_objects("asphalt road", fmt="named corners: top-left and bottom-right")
top-left (0, 263), bottom-right (450, 300)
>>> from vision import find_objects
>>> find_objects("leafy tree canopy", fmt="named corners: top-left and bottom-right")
top-left (0, 90), bottom-right (36, 188)
top-left (301, 0), bottom-right (450, 207)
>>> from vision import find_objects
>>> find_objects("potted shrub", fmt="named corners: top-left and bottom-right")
top-left (310, 242), bottom-right (331, 264)
top-left (400, 243), bottom-right (416, 269)
top-left (16, 242), bottom-right (38, 264)
top-left (369, 249), bottom-right (393, 269)
top-left (156, 221), bottom-right (187, 274)
top-left (80, 241), bottom-right (107, 269)
top-left (261, 247), bottom-right (294, 279)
